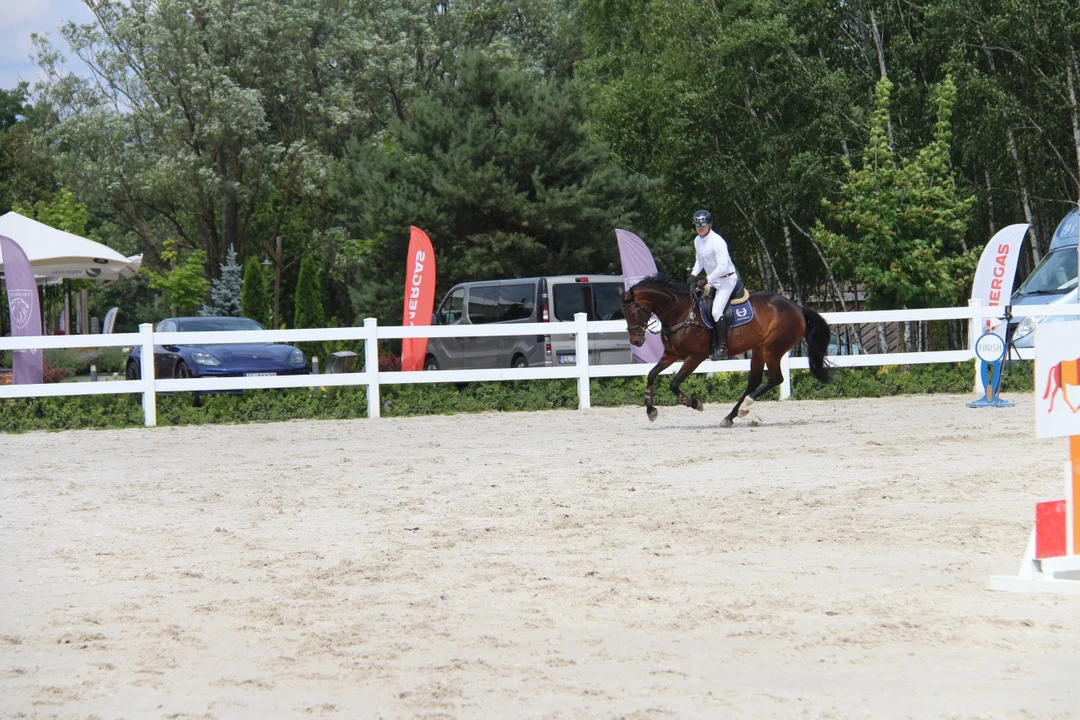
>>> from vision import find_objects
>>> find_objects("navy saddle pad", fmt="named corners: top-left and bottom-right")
top-left (698, 290), bottom-right (754, 331)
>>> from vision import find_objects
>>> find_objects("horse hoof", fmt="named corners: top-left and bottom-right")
top-left (720, 417), bottom-right (733, 428)
top-left (694, 401), bottom-right (705, 412)
top-left (647, 408), bottom-right (658, 422)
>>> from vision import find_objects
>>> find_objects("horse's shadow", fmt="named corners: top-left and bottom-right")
top-left (645, 415), bottom-right (834, 431)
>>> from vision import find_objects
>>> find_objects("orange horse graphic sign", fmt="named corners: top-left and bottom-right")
top-left (1044, 357), bottom-right (1080, 413)
top-left (1036, 321), bottom-right (1080, 439)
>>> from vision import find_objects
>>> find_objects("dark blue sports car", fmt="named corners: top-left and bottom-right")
top-left (125, 316), bottom-right (308, 380)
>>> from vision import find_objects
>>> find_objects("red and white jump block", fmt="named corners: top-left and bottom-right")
top-left (989, 440), bottom-right (1080, 595)
top-left (989, 321), bottom-right (1080, 595)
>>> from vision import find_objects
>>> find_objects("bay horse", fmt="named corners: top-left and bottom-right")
top-left (621, 274), bottom-right (833, 426)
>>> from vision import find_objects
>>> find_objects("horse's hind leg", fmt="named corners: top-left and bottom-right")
top-left (739, 346), bottom-right (786, 418)
top-left (724, 349), bottom-right (764, 427)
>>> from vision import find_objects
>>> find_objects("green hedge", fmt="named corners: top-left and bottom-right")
top-left (0, 360), bottom-right (1035, 433)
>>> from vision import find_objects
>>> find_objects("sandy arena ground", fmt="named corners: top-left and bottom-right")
top-left (2, 394), bottom-right (1079, 719)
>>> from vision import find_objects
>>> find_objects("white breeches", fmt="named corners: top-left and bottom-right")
top-left (710, 275), bottom-right (738, 322)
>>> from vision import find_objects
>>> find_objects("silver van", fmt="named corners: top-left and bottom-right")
top-left (1009, 208), bottom-right (1079, 348)
top-left (424, 275), bottom-right (632, 370)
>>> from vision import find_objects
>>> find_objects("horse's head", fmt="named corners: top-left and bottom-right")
top-left (621, 287), bottom-right (652, 347)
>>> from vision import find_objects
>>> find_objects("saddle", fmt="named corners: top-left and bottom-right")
top-left (691, 279), bottom-right (754, 361)
top-left (696, 279), bottom-right (751, 331)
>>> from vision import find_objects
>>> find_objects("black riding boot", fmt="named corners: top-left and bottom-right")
top-left (712, 316), bottom-right (728, 360)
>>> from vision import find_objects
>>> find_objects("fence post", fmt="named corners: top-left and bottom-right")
top-left (969, 298), bottom-right (984, 395)
top-left (139, 322), bottom-right (157, 427)
top-left (575, 312), bottom-right (591, 410)
top-left (364, 317), bottom-right (380, 418)
top-left (780, 351), bottom-right (792, 400)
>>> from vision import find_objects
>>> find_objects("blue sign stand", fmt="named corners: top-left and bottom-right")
top-left (968, 332), bottom-right (1014, 408)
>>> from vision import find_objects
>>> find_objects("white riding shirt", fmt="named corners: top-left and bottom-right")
top-left (691, 229), bottom-right (735, 286)
top-left (691, 229), bottom-right (738, 322)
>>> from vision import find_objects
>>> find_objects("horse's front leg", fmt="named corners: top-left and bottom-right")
top-left (669, 353), bottom-right (707, 412)
top-left (645, 350), bottom-right (678, 422)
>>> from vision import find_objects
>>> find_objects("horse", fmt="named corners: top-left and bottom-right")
top-left (621, 274), bottom-right (833, 426)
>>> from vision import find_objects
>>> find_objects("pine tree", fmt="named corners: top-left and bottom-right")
top-left (293, 255), bottom-right (325, 329)
top-left (240, 255), bottom-right (270, 326)
top-left (332, 51), bottom-right (649, 322)
top-left (200, 245), bottom-right (243, 316)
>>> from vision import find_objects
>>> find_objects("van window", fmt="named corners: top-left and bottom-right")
top-left (1051, 212), bottom-right (1078, 246)
top-left (552, 284), bottom-right (593, 321)
top-left (1016, 248), bottom-right (1078, 296)
top-left (467, 286), bottom-right (501, 324)
top-left (499, 284), bottom-right (535, 321)
top-left (593, 282), bottom-right (625, 321)
top-left (437, 287), bottom-right (465, 324)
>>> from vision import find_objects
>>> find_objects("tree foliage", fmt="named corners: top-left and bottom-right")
top-left (241, 255), bottom-right (271, 327)
top-left (0, 84), bottom-right (55, 215)
top-left (580, 0), bottom-right (1080, 304)
top-left (16, 0), bottom-right (1080, 325)
top-left (332, 51), bottom-right (649, 321)
top-left (293, 255), bottom-right (325, 330)
top-left (0, 85), bottom-right (27, 132)
top-left (13, 187), bottom-right (88, 236)
top-left (33, 0), bottom-right (359, 274)
top-left (144, 239), bottom-right (209, 316)
top-left (813, 76), bottom-right (975, 309)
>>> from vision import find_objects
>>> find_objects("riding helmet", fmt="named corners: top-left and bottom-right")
top-left (693, 209), bottom-right (712, 227)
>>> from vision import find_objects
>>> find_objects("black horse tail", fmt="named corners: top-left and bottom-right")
top-left (802, 307), bottom-right (833, 384)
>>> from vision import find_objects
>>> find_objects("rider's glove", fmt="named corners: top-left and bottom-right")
top-left (704, 283), bottom-right (712, 294)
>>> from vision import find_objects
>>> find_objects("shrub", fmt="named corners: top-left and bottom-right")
top-left (95, 347), bottom-right (128, 374)
top-left (42, 363), bottom-right (74, 384)
top-left (43, 348), bottom-right (87, 375)
top-left (0, 360), bottom-right (1036, 433)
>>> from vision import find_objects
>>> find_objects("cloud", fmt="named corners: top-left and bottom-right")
top-left (0, 0), bottom-right (58, 30)
top-left (0, 0), bottom-right (94, 90)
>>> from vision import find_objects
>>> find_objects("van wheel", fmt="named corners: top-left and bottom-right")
top-left (424, 355), bottom-right (440, 371)
top-left (511, 354), bottom-right (528, 369)
top-left (125, 359), bottom-right (140, 380)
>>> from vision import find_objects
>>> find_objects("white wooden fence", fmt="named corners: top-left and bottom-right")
top-left (1, 300), bottom-right (1077, 427)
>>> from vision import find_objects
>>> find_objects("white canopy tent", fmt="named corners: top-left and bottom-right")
top-left (0, 211), bottom-right (143, 335)
top-left (0, 211), bottom-right (142, 282)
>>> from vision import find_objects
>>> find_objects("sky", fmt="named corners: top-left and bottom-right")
top-left (0, 0), bottom-right (95, 91)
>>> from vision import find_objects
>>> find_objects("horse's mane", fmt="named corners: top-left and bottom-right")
top-left (631, 272), bottom-right (689, 295)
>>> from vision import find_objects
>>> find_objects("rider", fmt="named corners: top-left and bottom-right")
top-left (686, 209), bottom-right (738, 359)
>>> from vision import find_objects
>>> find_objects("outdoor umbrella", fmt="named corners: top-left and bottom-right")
top-left (0, 211), bottom-right (141, 281)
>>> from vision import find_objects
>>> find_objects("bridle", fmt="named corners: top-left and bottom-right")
top-left (624, 298), bottom-right (651, 336)
top-left (624, 287), bottom-right (692, 336)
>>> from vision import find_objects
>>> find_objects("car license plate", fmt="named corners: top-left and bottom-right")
top-left (245, 372), bottom-right (277, 377)
top-left (557, 354), bottom-right (576, 364)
